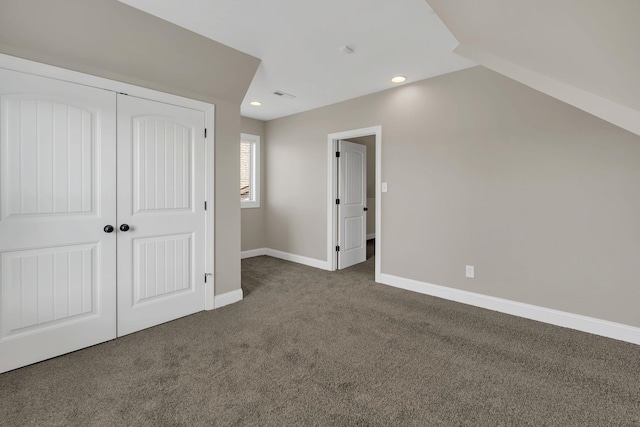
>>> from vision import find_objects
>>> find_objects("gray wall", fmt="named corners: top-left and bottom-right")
top-left (241, 117), bottom-right (267, 251)
top-left (265, 66), bottom-right (640, 327)
top-left (0, 0), bottom-right (261, 295)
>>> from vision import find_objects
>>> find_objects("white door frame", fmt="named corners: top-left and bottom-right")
top-left (0, 53), bottom-right (216, 310)
top-left (327, 126), bottom-right (381, 281)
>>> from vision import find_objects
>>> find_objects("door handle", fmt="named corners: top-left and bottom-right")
top-left (104, 225), bottom-right (114, 233)
top-left (363, 207), bottom-right (368, 211)
top-left (119, 224), bottom-right (130, 232)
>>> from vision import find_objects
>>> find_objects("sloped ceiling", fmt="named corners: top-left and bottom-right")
top-left (427, 0), bottom-right (640, 136)
top-left (0, 0), bottom-right (260, 105)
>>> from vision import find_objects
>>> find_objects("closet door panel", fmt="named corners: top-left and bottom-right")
top-left (0, 68), bottom-right (117, 373)
top-left (117, 94), bottom-right (205, 336)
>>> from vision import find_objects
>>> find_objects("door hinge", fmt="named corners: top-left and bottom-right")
top-left (204, 128), bottom-right (207, 138)
top-left (204, 273), bottom-right (212, 283)
top-left (204, 201), bottom-right (208, 211)
top-left (336, 151), bottom-right (340, 158)
top-left (336, 245), bottom-right (340, 252)
top-left (336, 199), bottom-right (340, 205)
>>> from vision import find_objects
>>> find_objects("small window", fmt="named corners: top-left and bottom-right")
top-left (240, 133), bottom-right (260, 208)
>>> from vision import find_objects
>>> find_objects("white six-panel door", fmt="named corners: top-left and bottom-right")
top-left (116, 95), bottom-right (205, 336)
top-left (0, 68), bottom-right (117, 373)
top-left (338, 140), bottom-right (367, 269)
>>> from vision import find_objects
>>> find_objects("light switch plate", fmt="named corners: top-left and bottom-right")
top-left (381, 182), bottom-right (388, 192)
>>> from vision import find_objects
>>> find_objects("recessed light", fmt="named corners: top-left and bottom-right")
top-left (249, 101), bottom-right (262, 106)
top-left (391, 76), bottom-right (406, 83)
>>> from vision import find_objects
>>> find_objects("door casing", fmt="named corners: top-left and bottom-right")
top-left (327, 126), bottom-right (382, 280)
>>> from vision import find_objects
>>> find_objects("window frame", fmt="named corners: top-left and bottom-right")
top-left (240, 133), bottom-right (260, 208)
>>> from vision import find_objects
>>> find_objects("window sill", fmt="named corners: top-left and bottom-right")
top-left (241, 202), bottom-right (261, 209)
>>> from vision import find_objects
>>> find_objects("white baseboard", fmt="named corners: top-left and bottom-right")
top-left (379, 273), bottom-right (640, 345)
top-left (366, 233), bottom-right (376, 240)
top-left (241, 247), bottom-right (329, 270)
top-left (214, 289), bottom-right (243, 309)
top-left (241, 248), bottom-right (267, 259)
top-left (265, 248), bottom-right (330, 271)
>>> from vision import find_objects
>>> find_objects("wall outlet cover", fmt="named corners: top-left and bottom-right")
top-left (466, 265), bottom-right (475, 278)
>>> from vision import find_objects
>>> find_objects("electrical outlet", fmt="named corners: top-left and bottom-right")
top-left (466, 265), bottom-right (475, 278)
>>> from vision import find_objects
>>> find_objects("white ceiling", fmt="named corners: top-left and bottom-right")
top-left (118, 0), bottom-right (475, 120)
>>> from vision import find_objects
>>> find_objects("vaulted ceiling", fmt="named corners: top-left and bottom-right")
top-left (0, 0), bottom-right (260, 105)
top-left (118, 0), bottom-right (638, 135)
top-left (428, 0), bottom-right (640, 136)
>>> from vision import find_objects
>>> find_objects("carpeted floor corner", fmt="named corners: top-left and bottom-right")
top-left (1, 242), bottom-right (639, 426)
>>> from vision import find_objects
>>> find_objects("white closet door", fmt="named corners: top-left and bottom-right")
top-left (338, 140), bottom-right (367, 269)
top-left (0, 68), bottom-right (117, 373)
top-left (116, 95), bottom-right (206, 336)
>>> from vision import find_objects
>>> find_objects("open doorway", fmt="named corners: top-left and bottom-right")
top-left (327, 126), bottom-right (381, 282)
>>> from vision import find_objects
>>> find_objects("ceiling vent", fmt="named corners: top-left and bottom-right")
top-left (273, 90), bottom-right (296, 100)
top-left (339, 46), bottom-right (354, 55)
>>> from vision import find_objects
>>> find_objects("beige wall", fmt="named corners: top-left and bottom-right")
top-left (346, 136), bottom-right (376, 237)
top-left (241, 117), bottom-right (267, 251)
top-left (0, 0), bottom-right (261, 295)
top-left (265, 66), bottom-right (640, 327)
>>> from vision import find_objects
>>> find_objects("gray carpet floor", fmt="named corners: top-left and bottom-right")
top-left (1, 241), bottom-right (639, 426)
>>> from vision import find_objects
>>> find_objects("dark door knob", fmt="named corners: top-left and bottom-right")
top-left (104, 225), bottom-right (114, 233)
top-left (363, 207), bottom-right (368, 211)
top-left (120, 224), bottom-right (130, 232)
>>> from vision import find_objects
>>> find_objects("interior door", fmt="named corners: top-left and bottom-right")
top-left (116, 95), bottom-right (206, 336)
top-left (338, 140), bottom-right (367, 269)
top-left (0, 68), bottom-right (117, 373)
